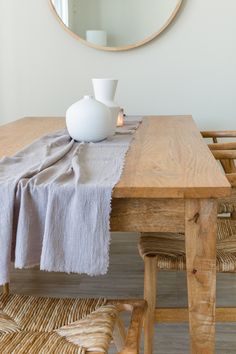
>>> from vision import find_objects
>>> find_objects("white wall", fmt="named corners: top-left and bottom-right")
top-left (0, 0), bottom-right (236, 130)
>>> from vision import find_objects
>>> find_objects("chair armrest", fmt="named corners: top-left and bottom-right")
top-left (108, 299), bottom-right (147, 354)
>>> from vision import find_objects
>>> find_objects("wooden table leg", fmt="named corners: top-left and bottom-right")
top-left (185, 199), bottom-right (217, 354)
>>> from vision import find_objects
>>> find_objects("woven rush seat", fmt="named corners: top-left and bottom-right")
top-left (0, 294), bottom-right (119, 354)
top-left (139, 218), bottom-right (236, 272)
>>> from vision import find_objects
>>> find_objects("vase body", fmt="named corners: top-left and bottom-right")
top-left (92, 78), bottom-right (120, 136)
top-left (66, 95), bottom-right (111, 142)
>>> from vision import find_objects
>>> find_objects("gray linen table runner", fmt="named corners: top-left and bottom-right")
top-left (0, 123), bottom-right (137, 286)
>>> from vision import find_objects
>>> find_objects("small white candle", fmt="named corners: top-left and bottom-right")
top-left (117, 109), bottom-right (124, 127)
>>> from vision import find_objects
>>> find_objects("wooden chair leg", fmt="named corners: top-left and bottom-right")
top-left (2, 283), bottom-right (9, 295)
top-left (144, 255), bottom-right (157, 354)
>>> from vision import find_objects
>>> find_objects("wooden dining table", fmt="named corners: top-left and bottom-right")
top-left (0, 115), bottom-right (231, 353)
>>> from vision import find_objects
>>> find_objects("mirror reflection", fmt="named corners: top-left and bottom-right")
top-left (51, 0), bottom-right (182, 50)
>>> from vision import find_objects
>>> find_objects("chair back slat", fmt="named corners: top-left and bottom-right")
top-left (226, 173), bottom-right (236, 187)
top-left (201, 131), bottom-right (236, 138)
top-left (201, 131), bottom-right (236, 176)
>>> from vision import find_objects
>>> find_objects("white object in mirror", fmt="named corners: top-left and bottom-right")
top-left (86, 30), bottom-right (107, 46)
top-left (92, 78), bottom-right (120, 136)
top-left (49, 0), bottom-right (183, 51)
top-left (66, 95), bottom-right (111, 142)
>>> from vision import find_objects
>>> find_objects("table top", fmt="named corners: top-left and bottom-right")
top-left (0, 116), bottom-right (231, 199)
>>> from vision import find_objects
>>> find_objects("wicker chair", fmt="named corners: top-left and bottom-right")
top-left (0, 293), bottom-right (145, 354)
top-left (139, 130), bottom-right (236, 354)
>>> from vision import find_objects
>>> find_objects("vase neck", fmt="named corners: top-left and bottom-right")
top-left (92, 79), bottom-right (118, 103)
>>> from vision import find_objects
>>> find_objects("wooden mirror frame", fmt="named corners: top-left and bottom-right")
top-left (49, 0), bottom-right (183, 51)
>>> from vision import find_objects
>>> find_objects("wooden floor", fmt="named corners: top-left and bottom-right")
top-left (9, 233), bottom-right (236, 354)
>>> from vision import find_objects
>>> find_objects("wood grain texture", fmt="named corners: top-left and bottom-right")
top-left (155, 308), bottom-right (236, 323)
top-left (111, 199), bottom-right (184, 232)
top-left (114, 116), bottom-right (230, 198)
top-left (185, 199), bottom-right (218, 354)
top-left (0, 117), bottom-right (66, 157)
top-left (0, 116), bottom-right (230, 199)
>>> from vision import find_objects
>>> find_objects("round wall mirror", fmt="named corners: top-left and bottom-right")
top-left (50, 0), bottom-right (183, 51)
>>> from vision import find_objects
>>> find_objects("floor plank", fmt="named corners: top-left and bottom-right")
top-left (9, 232), bottom-right (236, 353)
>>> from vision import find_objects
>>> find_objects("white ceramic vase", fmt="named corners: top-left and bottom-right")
top-left (66, 95), bottom-right (111, 142)
top-left (92, 78), bottom-right (120, 136)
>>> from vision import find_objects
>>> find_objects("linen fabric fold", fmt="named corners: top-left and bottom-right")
top-left (0, 128), bottom-right (134, 285)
